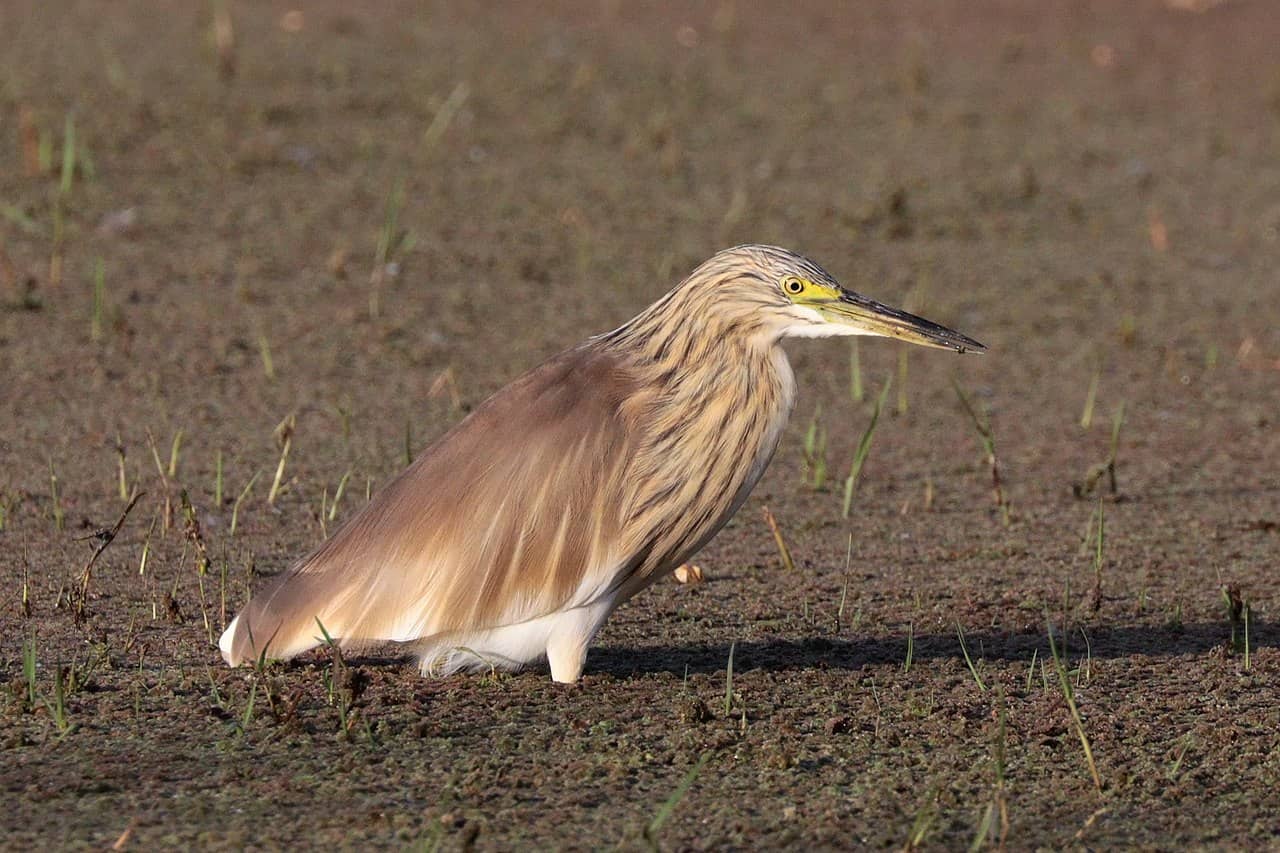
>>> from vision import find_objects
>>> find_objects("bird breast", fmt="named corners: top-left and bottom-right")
top-left (613, 342), bottom-right (796, 598)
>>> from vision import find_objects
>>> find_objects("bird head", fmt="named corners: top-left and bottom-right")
top-left (701, 245), bottom-right (986, 354)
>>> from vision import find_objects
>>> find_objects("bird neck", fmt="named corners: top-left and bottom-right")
top-left (601, 283), bottom-right (772, 370)
top-left (599, 302), bottom-right (796, 590)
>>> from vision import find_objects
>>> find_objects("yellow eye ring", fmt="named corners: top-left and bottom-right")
top-left (783, 277), bottom-right (805, 295)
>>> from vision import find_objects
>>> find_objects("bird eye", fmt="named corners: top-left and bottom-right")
top-left (783, 277), bottom-right (805, 295)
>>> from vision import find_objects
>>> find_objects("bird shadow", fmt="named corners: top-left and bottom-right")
top-left (588, 619), bottom-right (1276, 679)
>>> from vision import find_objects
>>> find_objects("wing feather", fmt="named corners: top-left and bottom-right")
top-left (221, 344), bottom-right (642, 664)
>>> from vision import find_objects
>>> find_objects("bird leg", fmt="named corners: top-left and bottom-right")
top-left (545, 599), bottom-right (613, 684)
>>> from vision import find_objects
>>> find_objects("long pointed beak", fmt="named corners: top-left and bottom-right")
top-left (822, 290), bottom-right (986, 354)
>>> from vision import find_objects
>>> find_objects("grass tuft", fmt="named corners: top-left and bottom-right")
top-left (970, 691), bottom-right (1010, 851)
top-left (315, 618), bottom-right (356, 737)
top-left (1047, 617), bottom-right (1103, 792)
top-left (956, 622), bottom-right (986, 692)
top-left (903, 787), bottom-right (938, 850)
top-left (841, 375), bottom-right (892, 518)
top-left (1075, 402), bottom-right (1125, 499)
top-left (1221, 585), bottom-right (1251, 669)
top-left (230, 470), bottom-right (260, 536)
top-left (953, 381), bottom-right (1010, 525)
top-left (801, 405), bottom-right (827, 490)
top-left (369, 178), bottom-right (413, 318)
top-left (722, 641), bottom-right (736, 716)
top-left (642, 751), bottom-right (711, 850)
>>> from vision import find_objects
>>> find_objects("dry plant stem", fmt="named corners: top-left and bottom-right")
top-left (328, 471), bottom-right (352, 522)
top-left (167, 429), bottom-right (184, 479)
top-left (761, 506), bottom-right (796, 572)
top-left (835, 533), bottom-right (853, 634)
top-left (214, 450), bottom-right (223, 506)
top-left (267, 417), bottom-right (295, 506)
top-left (48, 459), bottom-right (65, 531)
top-left (428, 367), bottom-right (463, 410)
top-left (1080, 367), bottom-right (1100, 429)
top-left (145, 429), bottom-right (174, 531)
top-left (180, 490), bottom-right (216, 640)
top-left (77, 491), bottom-right (144, 616)
top-left (1073, 807), bottom-right (1111, 843)
top-left (114, 434), bottom-right (129, 500)
top-left (258, 328), bottom-right (275, 380)
top-left (1106, 402), bottom-right (1125, 493)
top-left (722, 641), bottom-right (736, 716)
top-left (137, 517), bottom-right (156, 575)
top-left (423, 81), bottom-right (471, 152)
top-left (1243, 603), bottom-right (1252, 670)
top-left (180, 491), bottom-right (210, 575)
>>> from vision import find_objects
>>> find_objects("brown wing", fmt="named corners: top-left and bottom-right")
top-left (220, 344), bottom-right (642, 664)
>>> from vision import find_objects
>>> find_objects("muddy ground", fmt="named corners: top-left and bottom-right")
top-left (2, 1), bottom-right (1279, 849)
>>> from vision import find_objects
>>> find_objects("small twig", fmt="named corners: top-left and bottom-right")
top-left (428, 367), bottom-right (463, 411)
top-left (77, 491), bottom-right (145, 615)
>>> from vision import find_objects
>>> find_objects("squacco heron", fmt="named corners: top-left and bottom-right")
top-left (220, 244), bottom-right (983, 682)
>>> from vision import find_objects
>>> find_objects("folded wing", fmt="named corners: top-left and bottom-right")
top-left (219, 345), bottom-right (642, 665)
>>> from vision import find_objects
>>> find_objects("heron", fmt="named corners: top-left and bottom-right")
top-left (220, 244), bottom-right (984, 683)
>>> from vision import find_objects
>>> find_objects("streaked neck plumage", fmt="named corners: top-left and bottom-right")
top-left (596, 271), bottom-right (797, 598)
